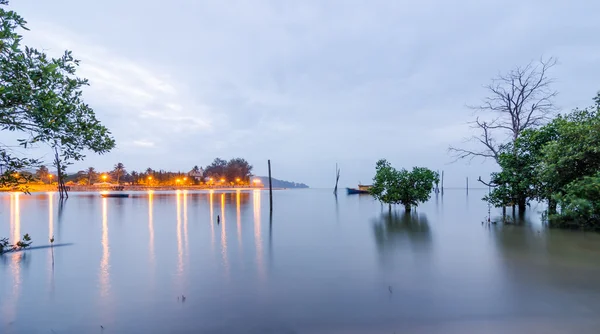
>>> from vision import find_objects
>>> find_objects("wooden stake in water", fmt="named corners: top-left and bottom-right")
top-left (441, 171), bottom-right (444, 195)
top-left (268, 160), bottom-right (273, 213)
top-left (466, 177), bottom-right (469, 195)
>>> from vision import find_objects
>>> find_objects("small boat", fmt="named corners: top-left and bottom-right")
top-left (347, 184), bottom-right (372, 195)
top-left (101, 193), bottom-right (130, 198)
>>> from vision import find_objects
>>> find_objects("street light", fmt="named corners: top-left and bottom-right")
top-left (236, 178), bottom-right (240, 182)
top-left (102, 174), bottom-right (107, 181)
top-left (220, 178), bottom-right (225, 183)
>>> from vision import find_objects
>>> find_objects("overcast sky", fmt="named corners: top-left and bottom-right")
top-left (7, 0), bottom-right (600, 187)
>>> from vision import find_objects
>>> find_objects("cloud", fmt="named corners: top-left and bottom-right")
top-left (11, 0), bottom-right (600, 186)
top-left (131, 140), bottom-right (156, 148)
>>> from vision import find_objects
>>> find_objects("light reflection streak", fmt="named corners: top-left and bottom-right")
top-left (183, 190), bottom-right (189, 255)
top-left (11, 193), bottom-right (20, 243)
top-left (220, 193), bottom-right (229, 277)
top-left (100, 197), bottom-right (110, 297)
top-left (148, 191), bottom-right (155, 266)
top-left (253, 190), bottom-right (265, 280)
top-left (210, 190), bottom-right (215, 252)
top-left (236, 190), bottom-right (242, 248)
top-left (3, 193), bottom-right (22, 324)
top-left (48, 192), bottom-right (54, 241)
top-left (176, 190), bottom-right (183, 277)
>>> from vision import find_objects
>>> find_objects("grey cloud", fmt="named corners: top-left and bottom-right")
top-left (10, 0), bottom-right (600, 186)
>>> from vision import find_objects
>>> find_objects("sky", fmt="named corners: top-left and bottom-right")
top-left (4, 0), bottom-right (600, 187)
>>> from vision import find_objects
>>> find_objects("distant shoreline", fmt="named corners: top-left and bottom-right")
top-left (0, 184), bottom-right (294, 193)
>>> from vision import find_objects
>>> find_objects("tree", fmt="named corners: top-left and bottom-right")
top-left (36, 165), bottom-right (50, 183)
top-left (0, 1), bottom-right (115, 195)
top-left (204, 158), bottom-right (228, 180)
top-left (370, 159), bottom-right (439, 211)
top-left (225, 158), bottom-right (253, 183)
top-left (86, 167), bottom-right (96, 185)
top-left (113, 162), bottom-right (125, 184)
top-left (484, 123), bottom-right (560, 214)
top-left (450, 58), bottom-right (557, 163)
top-left (550, 173), bottom-right (600, 230)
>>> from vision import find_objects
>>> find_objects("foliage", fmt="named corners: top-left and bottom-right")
top-left (482, 92), bottom-right (600, 229)
top-left (205, 158), bottom-right (253, 182)
top-left (204, 158), bottom-right (228, 179)
top-left (112, 162), bottom-right (125, 184)
top-left (485, 123), bottom-right (560, 211)
top-left (86, 166), bottom-right (96, 185)
top-left (538, 102), bottom-right (600, 201)
top-left (35, 165), bottom-right (50, 183)
top-left (0, 233), bottom-right (32, 254)
top-left (370, 159), bottom-right (438, 211)
top-left (0, 0), bottom-right (114, 192)
top-left (549, 173), bottom-right (600, 230)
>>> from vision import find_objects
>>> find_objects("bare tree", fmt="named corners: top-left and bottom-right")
top-left (449, 57), bottom-right (558, 163)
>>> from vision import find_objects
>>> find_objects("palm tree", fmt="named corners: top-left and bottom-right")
top-left (113, 163), bottom-right (126, 184)
top-left (86, 167), bottom-right (96, 185)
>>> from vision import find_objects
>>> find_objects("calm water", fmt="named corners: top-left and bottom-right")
top-left (2, 189), bottom-right (600, 334)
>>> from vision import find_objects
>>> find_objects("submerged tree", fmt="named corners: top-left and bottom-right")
top-left (450, 58), bottom-right (557, 214)
top-left (370, 159), bottom-right (438, 211)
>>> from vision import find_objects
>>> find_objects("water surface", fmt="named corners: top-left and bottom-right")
top-left (2, 189), bottom-right (600, 333)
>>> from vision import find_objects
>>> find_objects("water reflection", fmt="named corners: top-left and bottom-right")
top-left (3, 193), bottom-right (23, 325)
top-left (183, 191), bottom-right (189, 256)
top-left (253, 190), bottom-right (264, 280)
top-left (176, 191), bottom-right (183, 277)
top-left (148, 191), bottom-right (155, 266)
top-left (10, 193), bottom-right (20, 243)
top-left (209, 190), bottom-right (215, 252)
top-left (100, 197), bottom-right (110, 297)
top-left (48, 193), bottom-right (54, 242)
top-left (372, 210), bottom-right (432, 257)
top-left (236, 190), bottom-right (242, 248)
top-left (220, 193), bottom-right (229, 277)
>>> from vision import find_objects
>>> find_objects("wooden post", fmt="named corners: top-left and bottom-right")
top-left (441, 171), bottom-right (444, 195)
top-left (466, 177), bottom-right (469, 194)
top-left (268, 160), bottom-right (273, 213)
top-left (333, 163), bottom-right (340, 195)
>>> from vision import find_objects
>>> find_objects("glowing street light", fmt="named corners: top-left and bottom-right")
top-left (176, 179), bottom-right (181, 183)
top-left (183, 177), bottom-right (187, 181)
top-left (253, 179), bottom-right (261, 184)
top-left (220, 178), bottom-right (225, 183)
top-left (102, 174), bottom-right (108, 181)
top-left (148, 176), bottom-right (152, 180)
top-left (236, 178), bottom-right (240, 182)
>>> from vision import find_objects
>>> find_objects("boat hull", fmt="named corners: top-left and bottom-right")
top-left (101, 193), bottom-right (130, 198)
top-left (346, 188), bottom-right (370, 195)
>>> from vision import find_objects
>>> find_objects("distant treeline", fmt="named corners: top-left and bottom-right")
top-left (256, 176), bottom-right (308, 189)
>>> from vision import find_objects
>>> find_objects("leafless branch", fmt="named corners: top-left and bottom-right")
top-left (451, 57), bottom-right (557, 164)
top-left (477, 176), bottom-right (496, 188)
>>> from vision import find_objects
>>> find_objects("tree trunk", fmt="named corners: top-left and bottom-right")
top-left (54, 148), bottom-right (68, 199)
top-left (518, 198), bottom-right (526, 214)
top-left (404, 204), bottom-right (411, 212)
top-left (548, 198), bottom-right (557, 215)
